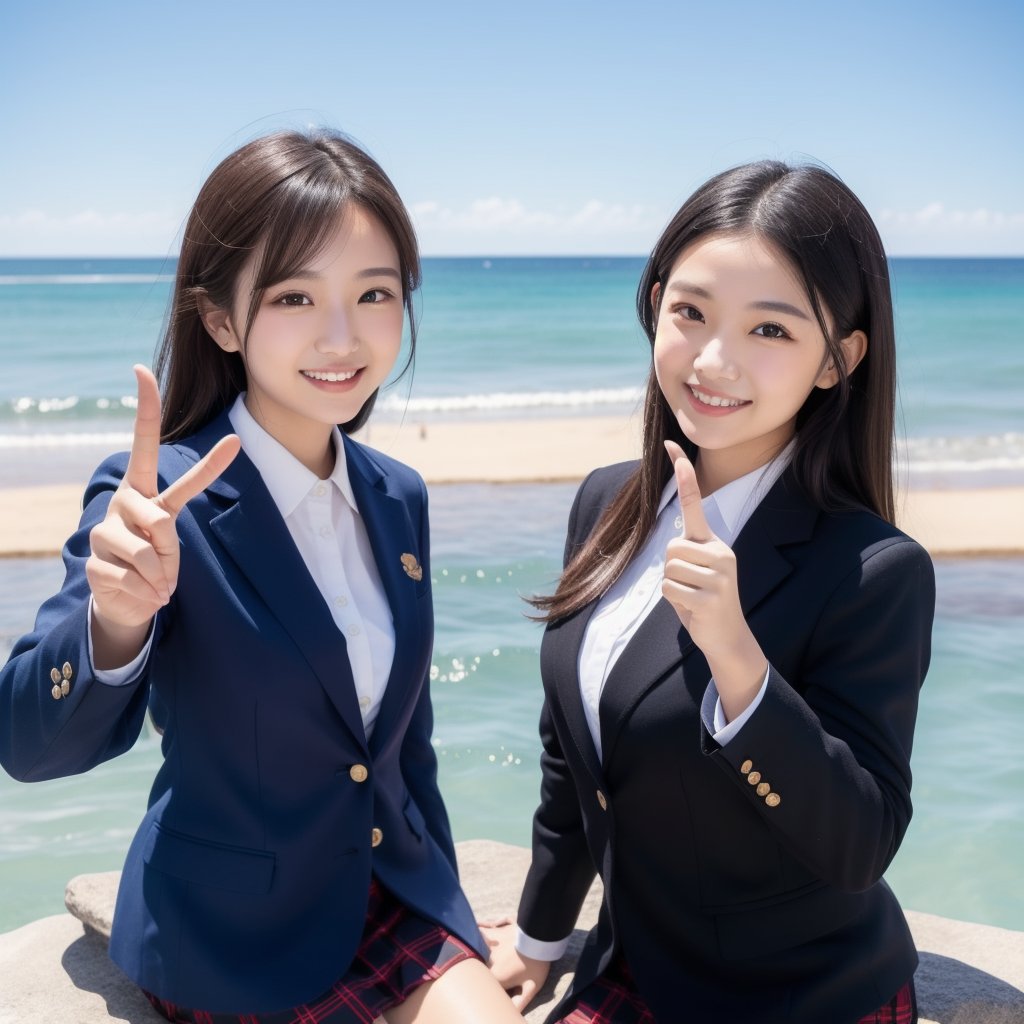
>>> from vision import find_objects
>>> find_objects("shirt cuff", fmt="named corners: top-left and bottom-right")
top-left (88, 597), bottom-right (155, 686)
top-left (700, 665), bottom-right (771, 746)
top-left (515, 926), bottom-right (571, 962)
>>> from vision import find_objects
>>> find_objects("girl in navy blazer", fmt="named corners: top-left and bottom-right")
top-left (0, 129), bottom-right (523, 1024)
top-left (486, 163), bottom-right (935, 1023)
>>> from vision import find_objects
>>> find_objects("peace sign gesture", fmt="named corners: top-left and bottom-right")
top-left (86, 366), bottom-right (240, 668)
top-left (661, 439), bottom-right (766, 722)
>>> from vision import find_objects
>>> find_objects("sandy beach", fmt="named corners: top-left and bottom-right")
top-left (1, 415), bottom-right (1021, 558)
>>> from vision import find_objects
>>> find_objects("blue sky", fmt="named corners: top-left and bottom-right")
top-left (1, 0), bottom-right (1021, 256)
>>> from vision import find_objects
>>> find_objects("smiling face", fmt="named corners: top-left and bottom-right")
top-left (652, 231), bottom-right (863, 493)
top-left (203, 205), bottom-right (405, 475)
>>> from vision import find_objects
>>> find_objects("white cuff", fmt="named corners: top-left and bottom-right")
top-left (88, 597), bottom-right (155, 686)
top-left (701, 665), bottom-right (770, 746)
top-left (515, 926), bottom-right (571, 962)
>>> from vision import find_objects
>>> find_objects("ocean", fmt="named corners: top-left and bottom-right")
top-left (1, 257), bottom-right (1022, 935)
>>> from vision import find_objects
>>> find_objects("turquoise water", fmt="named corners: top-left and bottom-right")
top-left (1, 257), bottom-right (1023, 485)
top-left (1, 486), bottom-right (1022, 934)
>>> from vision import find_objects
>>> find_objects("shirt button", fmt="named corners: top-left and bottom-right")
top-left (371, 827), bottom-right (383, 847)
top-left (335, 596), bottom-right (349, 608)
top-left (347, 624), bottom-right (361, 638)
top-left (319, 525), bottom-right (332, 538)
top-left (314, 483), bottom-right (327, 497)
top-left (358, 695), bottom-right (371, 711)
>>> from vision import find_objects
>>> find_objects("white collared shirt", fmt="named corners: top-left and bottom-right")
top-left (93, 395), bottom-right (395, 740)
top-left (518, 443), bottom-right (793, 962)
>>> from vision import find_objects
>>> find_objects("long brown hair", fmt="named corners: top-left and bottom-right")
top-left (533, 160), bottom-right (897, 622)
top-left (155, 128), bottom-right (420, 441)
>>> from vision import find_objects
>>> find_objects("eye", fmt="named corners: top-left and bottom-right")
top-left (673, 304), bottom-right (705, 323)
top-left (752, 321), bottom-right (791, 340)
top-left (273, 292), bottom-right (311, 307)
top-left (360, 288), bottom-right (394, 304)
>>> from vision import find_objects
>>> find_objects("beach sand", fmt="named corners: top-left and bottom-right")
top-left (1, 415), bottom-right (1020, 557)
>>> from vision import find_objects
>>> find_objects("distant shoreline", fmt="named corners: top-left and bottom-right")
top-left (1, 415), bottom-right (1021, 558)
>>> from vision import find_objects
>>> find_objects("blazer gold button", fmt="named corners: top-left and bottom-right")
top-left (756, 782), bottom-right (771, 797)
top-left (371, 827), bottom-right (383, 847)
top-left (740, 759), bottom-right (753, 774)
top-left (62, 662), bottom-right (73, 681)
top-left (50, 667), bottom-right (61, 685)
top-left (765, 793), bottom-right (782, 808)
top-left (747, 771), bottom-right (762, 785)
top-left (596, 790), bottom-right (607, 811)
top-left (51, 684), bottom-right (62, 701)
top-left (349, 764), bottom-right (368, 783)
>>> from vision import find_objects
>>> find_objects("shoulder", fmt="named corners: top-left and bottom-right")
top-left (575, 459), bottom-right (639, 511)
top-left (343, 434), bottom-right (426, 499)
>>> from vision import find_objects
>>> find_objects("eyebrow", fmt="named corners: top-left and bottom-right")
top-left (274, 266), bottom-right (401, 283)
top-left (665, 281), bottom-right (810, 321)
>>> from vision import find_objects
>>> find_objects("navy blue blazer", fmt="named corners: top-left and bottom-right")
top-left (0, 410), bottom-right (485, 1013)
top-left (518, 461), bottom-right (935, 1024)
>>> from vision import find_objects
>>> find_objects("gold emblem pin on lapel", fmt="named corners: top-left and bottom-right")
top-left (400, 553), bottom-right (423, 582)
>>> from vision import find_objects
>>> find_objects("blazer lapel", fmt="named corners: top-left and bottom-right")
top-left (342, 439), bottom-right (424, 757)
top-left (190, 417), bottom-right (369, 753)
top-left (598, 468), bottom-right (819, 765)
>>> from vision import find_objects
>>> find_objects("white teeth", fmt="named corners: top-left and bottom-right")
top-left (302, 369), bottom-right (357, 382)
top-left (691, 387), bottom-right (744, 408)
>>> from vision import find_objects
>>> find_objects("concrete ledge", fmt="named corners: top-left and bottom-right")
top-left (0, 840), bottom-right (1021, 1023)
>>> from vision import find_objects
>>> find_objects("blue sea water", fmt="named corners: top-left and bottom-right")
top-left (1, 259), bottom-right (1023, 935)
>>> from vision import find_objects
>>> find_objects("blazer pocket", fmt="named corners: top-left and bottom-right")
top-left (143, 821), bottom-right (276, 894)
top-left (712, 882), bottom-right (865, 961)
top-left (402, 794), bottom-right (425, 842)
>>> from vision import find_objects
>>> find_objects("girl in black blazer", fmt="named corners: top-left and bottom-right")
top-left (0, 129), bottom-right (523, 1024)
top-left (487, 162), bottom-right (934, 1024)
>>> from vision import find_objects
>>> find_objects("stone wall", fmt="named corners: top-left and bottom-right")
top-left (0, 840), bottom-right (1021, 1023)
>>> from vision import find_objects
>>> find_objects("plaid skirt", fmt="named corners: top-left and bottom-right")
top-left (144, 878), bottom-right (479, 1024)
top-left (558, 955), bottom-right (917, 1024)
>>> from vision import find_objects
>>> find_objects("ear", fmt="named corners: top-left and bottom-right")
top-left (816, 329), bottom-right (867, 389)
top-left (650, 281), bottom-right (662, 318)
top-left (197, 293), bottom-right (242, 353)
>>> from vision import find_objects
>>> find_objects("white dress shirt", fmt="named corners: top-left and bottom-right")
top-left (92, 395), bottom-right (395, 739)
top-left (518, 443), bottom-right (793, 961)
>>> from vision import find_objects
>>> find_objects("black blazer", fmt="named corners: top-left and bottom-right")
top-left (0, 411), bottom-right (485, 1013)
top-left (518, 461), bottom-right (935, 1024)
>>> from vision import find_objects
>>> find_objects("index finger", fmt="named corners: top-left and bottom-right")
top-left (157, 434), bottom-right (241, 516)
top-left (664, 439), bottom-right (712, 542)
top-left (123, 365), bottom-right (163, 498)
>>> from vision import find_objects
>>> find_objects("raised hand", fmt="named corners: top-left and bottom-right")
top-left (86, 366), bottom-right (240, 668)
top-left (478, 917), bottom-right (550, 1012)
top-left (661, 440), bottom-right (766, 722)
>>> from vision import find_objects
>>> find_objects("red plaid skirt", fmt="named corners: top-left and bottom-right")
top-left (558, 955), bottom-right (917, 1024)
top-left (144, 878), bottom-right (479, 1024)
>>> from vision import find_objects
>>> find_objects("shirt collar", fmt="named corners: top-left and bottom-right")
top-left (227, 394), bottom-right (358, 518)
top-left (656, 439), bottom-right (795, 544)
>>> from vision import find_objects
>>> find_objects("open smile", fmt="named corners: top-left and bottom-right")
top-left (301, 369), bottom-right (360, 382)
top-left (687, 385), bottom-right (750, 413)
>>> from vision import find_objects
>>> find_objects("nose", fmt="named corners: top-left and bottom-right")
top-left (315, 305), bottom-right (358, 354)
top-left (693, 335), bottom-right (738, 381)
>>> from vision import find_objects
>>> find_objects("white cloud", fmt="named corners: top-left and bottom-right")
top-left (0, 208), bottom-right (181, 255)
top-left (878, 203), bottom-right (1024, 255)
top-left (410, 196), bottom-right (661, 254)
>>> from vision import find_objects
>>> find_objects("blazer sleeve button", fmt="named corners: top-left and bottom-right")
top-left (765, 792), bottom-right (782, 808)
top-left (740, 759), bottom-right (753, 774)
top-left (747, 771), bottom-right (762, 785)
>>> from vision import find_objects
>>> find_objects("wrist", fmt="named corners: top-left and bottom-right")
top-left (90, 604), bottom-right (152, 671)
top-left (706, 632), bottom-right (766, 723)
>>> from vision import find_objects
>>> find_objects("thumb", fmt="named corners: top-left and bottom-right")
top-left (511, 979), bottom-right (539, 1011)
top-left (664, 440), bottom-right (711, 542)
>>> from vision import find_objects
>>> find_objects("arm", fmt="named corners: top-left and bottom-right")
top-left (398, 476), bottom-right (458, 870)
top-left (705, 536), bottom-right (935, 891)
